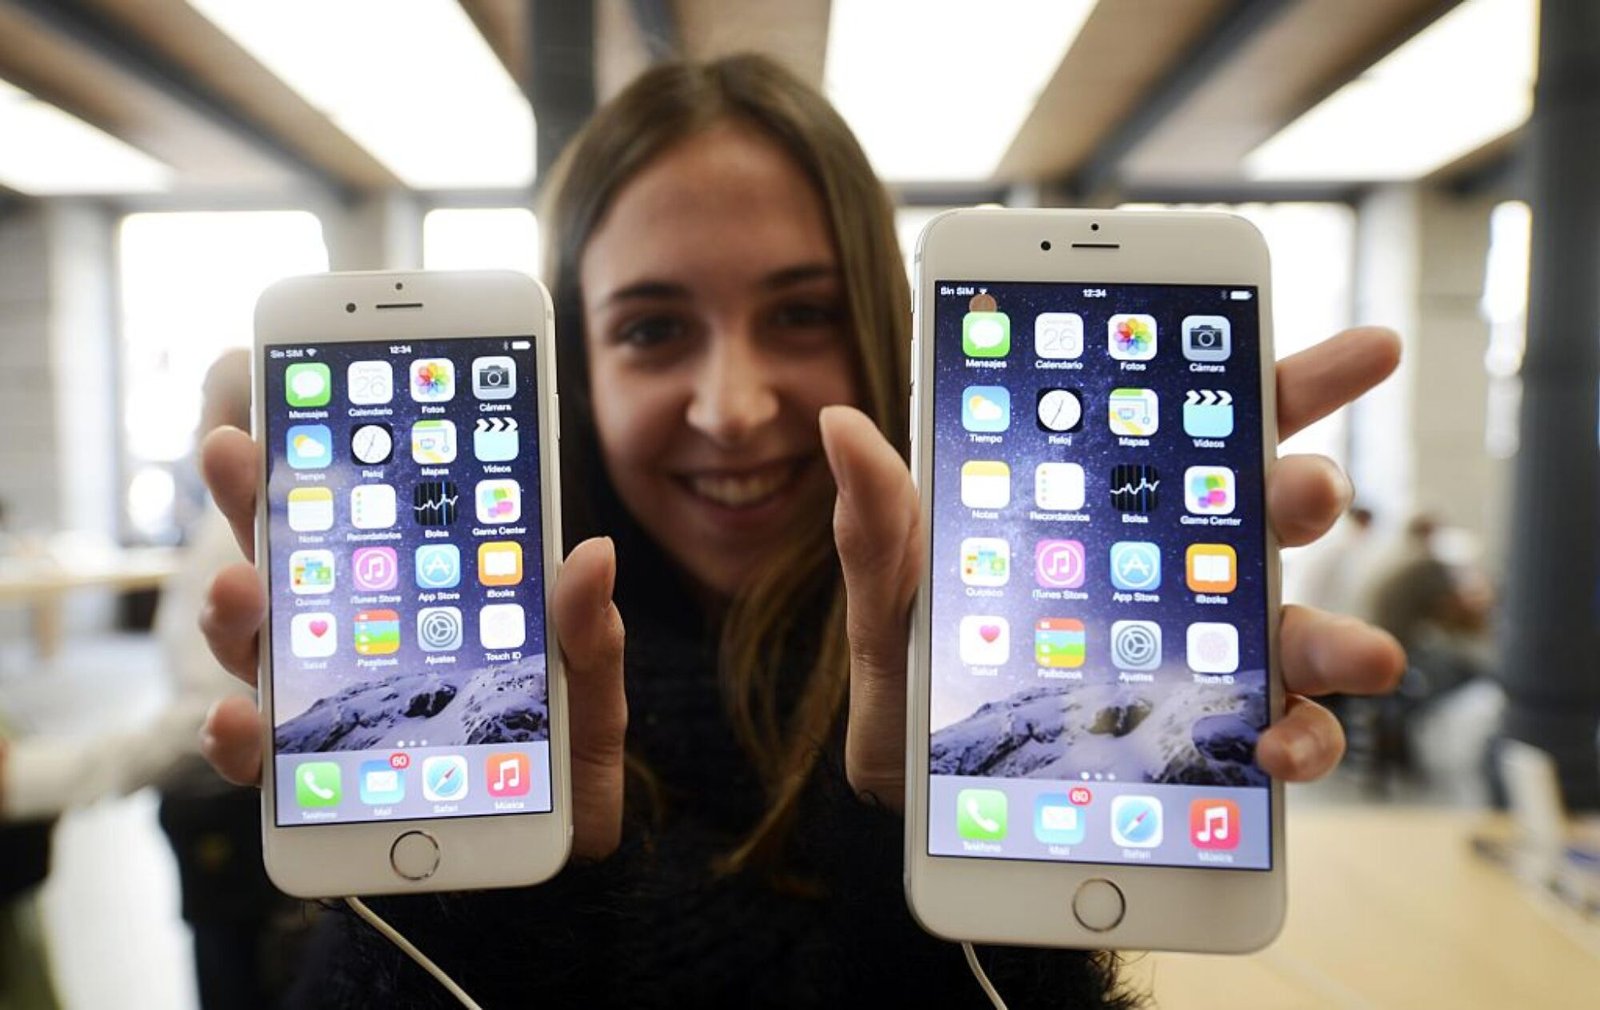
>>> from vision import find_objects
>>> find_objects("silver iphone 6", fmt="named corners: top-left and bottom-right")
top-left (253, 270), bottom-right (569, 897)
top-left (905, 210), bottom-right (1285, 951)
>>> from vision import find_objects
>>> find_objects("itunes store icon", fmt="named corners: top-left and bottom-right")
top-left (352, 547), bottom-right (398, 592)
top-left (1035, 539), bottom-right (1086, 589)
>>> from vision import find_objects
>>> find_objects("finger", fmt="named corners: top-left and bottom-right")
top-left (1276, 327), bottom-right (1401, 440)
top-left (819, 405), bottom-right (921, 808)
top-left (552, 536), bottom-right (627, 861)
top-left (1267, 455), bottom-right (1352, 547)
top-left (1257, 696), bottom-right (1345, 781)
top-left (200, 695), bottom-right (263, 787)
top-left (200, 562), bottom-right (266, 686)
top-left (201, 426), bottom-right (259, 560)
top-left (1278, 605), bottom-right (1406, 698)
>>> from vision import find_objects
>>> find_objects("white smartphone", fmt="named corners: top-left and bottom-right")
top-left (252, 270), bottom-right (570, 897)
top-left (904, 210), bottom-right (1284, 952)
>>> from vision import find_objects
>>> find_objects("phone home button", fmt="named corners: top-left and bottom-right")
top-left (390, 831), bottom-right (440, 882)
top-left (1072, 879), bottom-right (1125, 933)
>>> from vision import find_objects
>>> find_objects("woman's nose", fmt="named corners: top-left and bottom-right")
top-left (684, 332), bottom-right (780, 447)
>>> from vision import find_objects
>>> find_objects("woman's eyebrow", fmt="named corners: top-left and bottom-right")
top-left (600, 280), bottom-right (690, 307)
top-left (761, 264), bottom-right (840, 290)
top-left (600, 264), bottom-right (840, 308)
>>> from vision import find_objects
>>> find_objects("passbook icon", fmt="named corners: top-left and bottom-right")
top-left (960, 461), bottom-right (1010, 510)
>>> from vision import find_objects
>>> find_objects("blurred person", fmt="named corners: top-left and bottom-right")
top-left (1284, 504), bottom-right (1375, 615)
top-left (1353, 514), bottom-right (1497, 784)
top-left (0, 349), bottom-right (298, 1010)
top-left (192, 56), bottom-right (1404, 1008)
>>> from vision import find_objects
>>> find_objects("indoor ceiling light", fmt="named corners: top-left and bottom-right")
top-left (0, 79), bottom-right (170, 195)
top-left (825, 0), bottom-right (1098, 183)
top-left (188, 0), bottom-right (534, 189)
top-left (1247, 0), bottom-right (1535, 182)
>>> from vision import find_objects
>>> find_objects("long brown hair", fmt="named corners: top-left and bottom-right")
top-left (540, 54), bottom-right (910, 870)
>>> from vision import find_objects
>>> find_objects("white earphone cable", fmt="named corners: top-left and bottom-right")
top-left (962, 941), bottom-right (1011, 1010)
top-left (345, 896), bottom-right (485, 1010)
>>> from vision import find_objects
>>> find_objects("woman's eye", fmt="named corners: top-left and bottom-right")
top-left (771, 302), bottom-right (843, 331)
top-left (615, 316), bottom-right (686, 348)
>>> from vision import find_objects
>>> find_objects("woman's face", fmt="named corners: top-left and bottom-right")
top-left (580, 123), bottom-right (859, 595)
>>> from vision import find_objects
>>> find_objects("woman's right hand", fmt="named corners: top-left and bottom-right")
top-left (195, 426), bottom-right (628, 861)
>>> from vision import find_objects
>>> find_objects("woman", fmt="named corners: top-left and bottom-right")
top-left (196, 55), bottom-right (1404, 1007)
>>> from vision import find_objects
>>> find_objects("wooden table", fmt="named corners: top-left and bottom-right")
top-left (0, 547), bottom-right (179, 660)
top-left (1121, 806), bottom-right (1600, 1009)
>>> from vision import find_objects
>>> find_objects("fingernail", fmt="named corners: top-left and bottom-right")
top-left (819, 408), bottom-right (851, 497)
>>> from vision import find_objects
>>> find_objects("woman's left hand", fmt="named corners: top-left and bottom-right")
top-left (819, 325), bottom-right (1408, 813)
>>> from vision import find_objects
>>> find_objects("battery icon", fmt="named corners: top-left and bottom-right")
top-left (510, 340), bottom-right (532, 350)
top-left (1229, 290), bottom-right (1253, 301)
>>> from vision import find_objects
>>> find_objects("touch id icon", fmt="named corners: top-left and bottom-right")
top-left (957, 789), bottom-right (1007, 841)
top-left (1187, 622), bottom-right (1240, 674)
top-left (1112, 795), bottom-right (1163, 848)
top-left (479, 603), bottom-right (527, 650)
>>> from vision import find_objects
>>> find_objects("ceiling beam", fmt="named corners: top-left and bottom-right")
top-left (527, 0), bottom-right (597, 184)
top-left (5, 0), bottom-right (353, 200)
top-left (1067, 0), bottom-right (1293, 202)
top-left (628, 0), bottom-right (680, 62)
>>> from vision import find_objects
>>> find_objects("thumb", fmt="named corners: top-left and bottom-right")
top-left (819, 405), bottom-right (922, 807)
top-left (552, 536), bottom-right (627, 860)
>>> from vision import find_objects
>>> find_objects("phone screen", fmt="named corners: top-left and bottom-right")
top-left (926, 281), bottom-right (1271, 870)
top-left (262, 338), bottom-right (552, 828)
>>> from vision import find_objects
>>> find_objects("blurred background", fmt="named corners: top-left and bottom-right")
top-left (0, 1), bottom-right (1596, 1007)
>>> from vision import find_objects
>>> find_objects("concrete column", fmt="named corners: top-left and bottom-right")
top-left (322, 190), bottom-right (423, 272)
top-left (1499, 0), bottom-right (1600, 808)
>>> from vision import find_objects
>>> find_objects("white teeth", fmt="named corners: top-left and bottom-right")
top-left (687, 468), bottom-right (792, 508)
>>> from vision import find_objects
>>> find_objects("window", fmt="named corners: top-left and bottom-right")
top-left (119, 211), bottom-right (328, 539)
top-left (422, 208), bottom-right (539, 278)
